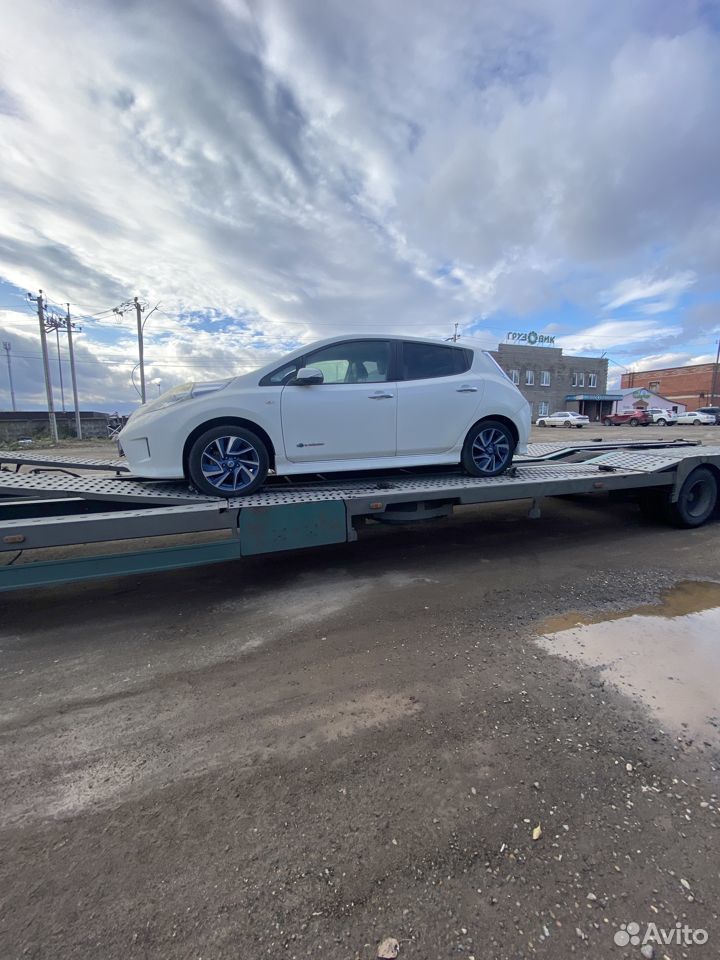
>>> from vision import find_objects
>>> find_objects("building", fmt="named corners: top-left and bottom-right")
top-left (0, 411), bottom-right (110, 443)
top-left (621, 362), bottom-right (720, 409)
top-left (490, 342), bottom-right (619, 421)
top-left (613, 387), bottom-right (686, 415)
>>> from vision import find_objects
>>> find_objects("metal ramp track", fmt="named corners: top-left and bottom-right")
top-left (0, 456), bottom-right (688, 508)
top-left (0, 450), bottom-right (129, 472)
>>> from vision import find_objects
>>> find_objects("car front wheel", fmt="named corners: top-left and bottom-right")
top-left (538, 420), bottom-right (546, 427)
top-left (188, 425), bottom-right (269, 497)
top-left (694, 419), bottom-right (701, 425)
top-left (604, 418), bottom-right (613, 426)
top-left (461, 420), bottom-right (515, 477)
top-left (657, 418), bottom-right (667, 426)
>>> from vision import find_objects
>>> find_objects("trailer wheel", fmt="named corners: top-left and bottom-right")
top-left (665, 467), bottom-right (718, 528)
top-left (461, 420), bottom-right (515, 477)
top-left (188, 425), bottom-right (269, 497)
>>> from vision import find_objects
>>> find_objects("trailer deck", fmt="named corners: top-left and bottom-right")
top-left (1, 439), bottom-right (718, 591)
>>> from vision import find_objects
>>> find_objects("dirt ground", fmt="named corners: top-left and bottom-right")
top-left (1, 427), bottom-right (720, 959)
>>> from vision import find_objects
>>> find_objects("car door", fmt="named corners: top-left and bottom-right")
top-left (281, 339), bottom-right (397, 463)
top-left (395, 341), bottom-right (483, 455)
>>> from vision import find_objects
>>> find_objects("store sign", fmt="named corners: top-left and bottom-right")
top-left (507, 330), bottom-right (555, 345)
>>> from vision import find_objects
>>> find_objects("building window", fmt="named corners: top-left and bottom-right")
top-left (578, 372), bottom-right (585, 387)
top-left (571, 371), bottom-right (578, 387)
top-left (525, 370), bottom-right (535, 386)
top-left (509, 368), bottom-right (520, 385)
top-left (649, 380), bottom-right (660, 390)
top-left (538, 401), bottom-right (549, 416)
top-left (540, 370), bottom-right (550, 386)
top-left (588, 373), bottom-right (597, 388)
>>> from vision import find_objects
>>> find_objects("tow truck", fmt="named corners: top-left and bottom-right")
top-left (1, 437), bottom-right (718, 592)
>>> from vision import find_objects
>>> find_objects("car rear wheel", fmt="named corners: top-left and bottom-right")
top-left (564, 420), bottom-right (573, 428)
top-left (629, 417), bottom-right (639, 426)
top-left (694, 419), bottom-right (701, 425)
top-left (461, 420), bottom-right (515, 477)
top-left (188, 425), bottom-right (269, 497)
top-left (657, 418), bottom-right (667, 426)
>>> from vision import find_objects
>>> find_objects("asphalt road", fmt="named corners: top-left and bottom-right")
top-left (1, 424), bottom-right (719, 959)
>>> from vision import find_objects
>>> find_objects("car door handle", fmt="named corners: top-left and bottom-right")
top-left (456, 385), bottom-right (478, 392)
top-left (368, 392), bottom-right (394, 399)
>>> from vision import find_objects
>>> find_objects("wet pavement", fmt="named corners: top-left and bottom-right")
top-left (536, 581), bottom-right (720, 746)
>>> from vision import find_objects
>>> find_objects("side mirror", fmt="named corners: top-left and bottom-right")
top-left (293, 367), bottom-right (324, 386)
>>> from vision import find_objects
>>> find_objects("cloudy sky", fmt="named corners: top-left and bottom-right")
top-left (1, 0), bottom-right (719, 412)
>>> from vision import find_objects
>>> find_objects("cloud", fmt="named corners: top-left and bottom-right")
top-left (556, 318), bottom-right (682, 355)
top-left (604, 271), bottom-right (697, 311)
top-left (0, 0), bottom-right (719, 410)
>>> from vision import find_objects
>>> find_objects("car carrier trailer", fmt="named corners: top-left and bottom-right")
top-left (0, 438), bottom-right (718, 592)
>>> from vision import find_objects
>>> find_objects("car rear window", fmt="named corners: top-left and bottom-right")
top-left (401, 342), bottom-right (471, 380)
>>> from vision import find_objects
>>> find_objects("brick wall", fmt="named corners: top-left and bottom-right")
top-left (621, 364), bottom-right (719, 406)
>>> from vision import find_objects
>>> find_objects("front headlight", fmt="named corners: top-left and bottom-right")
top-left (129, 379), bottom-right (231, 420)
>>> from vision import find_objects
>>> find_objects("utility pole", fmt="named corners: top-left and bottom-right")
top-left (2, 341), bottom-right (16, 411)
top-left (44, 315), bottom-right (66, 411)
top-left (134, 296), bottom-right (147, 404)
top-left (445, 323), bottom-right (460, 343)
top-left (66, 304), bottom-right (82, 439)
top-left (28, 290), bottom-right (58, 443)
top-left (113, 297), bottom-right (160, 405)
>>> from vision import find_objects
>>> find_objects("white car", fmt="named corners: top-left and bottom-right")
top-left (119, 335), bottom-right (531, 496)
top-left (645, 407), bottom-right (677, 425)
top-left (535, 411), bottom-right (590, 428)
top-left (676, 410), bottom-right (716, 425)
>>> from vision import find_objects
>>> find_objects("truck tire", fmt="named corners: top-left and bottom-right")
top-left (665, 467), bottom-right (718, 528)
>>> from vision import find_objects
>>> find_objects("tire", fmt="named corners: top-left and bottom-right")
top-left (538, 420), bottom-right (546, 427)
top-left (629, 418), bottom-right (639, 426)
top-left (564, 420), bottom-right (573, 428)
top-left (694, 419), bottom-right (701, 425)
top-left (665, 466), bottom-right (718, 528)
top-left (461, 420), bottom-right (515, 477)
top-left (187, 425), bottom-right (269, 497)
top-left (657, 418), bottom-right (667, 426)
top-left (603, 418), bottom-right (613, 426)
top-left (576, 424), bottom-right (584, 429)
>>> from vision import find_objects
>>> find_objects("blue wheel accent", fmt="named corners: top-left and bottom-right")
top-left (199, 434), bottom-right (261, 493)
top-left (469, 425), bottom-right (512, 474)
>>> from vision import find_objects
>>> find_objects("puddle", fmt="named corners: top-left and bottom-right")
top-left (535, 581), bottom-right (720, 744)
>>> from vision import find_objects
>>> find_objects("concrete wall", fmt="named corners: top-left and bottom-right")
top-left (491, 344), bottom-right (609, 418)
top-left (0, 412), bottom-right (109, 442)
top-left (622, 363), bottom-right (719, 407)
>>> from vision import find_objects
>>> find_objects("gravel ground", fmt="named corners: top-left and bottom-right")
top-left (1, 485), bottom-right (719, 959)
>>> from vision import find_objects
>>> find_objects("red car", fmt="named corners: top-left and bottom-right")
top-left (603, 410), bottom-right (651, 426)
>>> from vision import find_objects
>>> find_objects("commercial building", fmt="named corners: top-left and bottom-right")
top-left (490, 342), bottom-right (619, 421)
top-left (621, 362), bottom-right (720, 409)
top-left (613, 387), bottom-right (686, 414)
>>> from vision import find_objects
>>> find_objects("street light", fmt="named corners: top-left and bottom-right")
top-left (151, 377), bottom-right (163, 397)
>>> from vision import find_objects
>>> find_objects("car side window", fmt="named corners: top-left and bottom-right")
top-left (401, 342), bottom-right (467, 380)
top-left (260, 361), bottom-right (300, 386)
top-left (302, 340), bottom-right (391, 384)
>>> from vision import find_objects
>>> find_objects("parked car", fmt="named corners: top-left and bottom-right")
top-left (676, 410), bottom-right (717, 425)
top-left (644, 407), bottom-right (677, 426)
top-left (698, 406), bottom-right (720, 424)
top-left (119, 336), bottom-right (532, 496)
top-left (535, 411), bottom-right (590, 428)
top-left (603, 410), bottom-right (651, 426)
